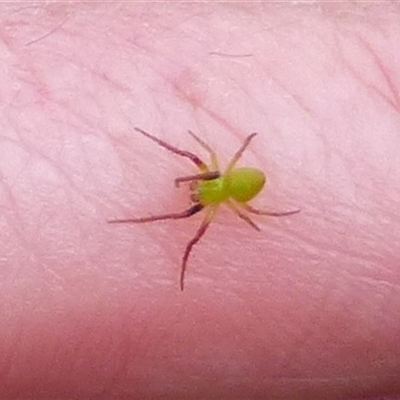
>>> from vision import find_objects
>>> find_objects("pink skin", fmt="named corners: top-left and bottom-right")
top-left (1, 3), bottom-right (400, 399)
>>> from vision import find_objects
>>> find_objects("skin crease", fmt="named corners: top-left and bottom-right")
top-left (0, 2), bottom-right (400, 400)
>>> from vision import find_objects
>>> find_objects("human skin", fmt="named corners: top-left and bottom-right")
top-left (0, 2), bottom-right (400, 399)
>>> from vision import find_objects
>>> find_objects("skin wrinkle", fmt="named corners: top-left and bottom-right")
top-left (1, 2), bottom-right (400, 400)
top-left (356, 35), bottom-right (400, 108)
top-left (24, 16), bottom-right (69, 47)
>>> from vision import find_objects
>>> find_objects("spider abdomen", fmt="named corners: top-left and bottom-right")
top-left (226, 167), bottom-right (266, 203)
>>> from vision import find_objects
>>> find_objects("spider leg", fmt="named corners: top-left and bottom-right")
top-left (180, 205), bottom-right (218, 291)
top-left (175, 171), bottom-right (220, 187)
top-left (134, 127), bottom-right (208, 172)
top-left (108, 203), bottom-right (203, 224)
top-left (240, 203), bottom-right (301, 217)
top-left (188, 130), bottom-right (219, 170)
top-left (225, 133), bottom-right (258, 174)
top-left (225, 200), bottom-right (260, 231)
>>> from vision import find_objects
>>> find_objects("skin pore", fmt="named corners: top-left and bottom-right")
top-left (1, 2), bottom-right (400, 399)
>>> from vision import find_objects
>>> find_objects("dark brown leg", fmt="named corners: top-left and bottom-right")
top-left (225, 132), bottom-right (258, 173)
top-left (241, 203), bottom-right (301, 217)
top-left (225, 200), bottom-right (260, 231)
top-left (108, 203), bottom-right (203, 224)
top-left (180, 206), bottom-right (218, 291)
top-left (188, 130), bottom-right (219, 170)
top-left (175, 171), bottom-right (220, 187)
top-left (134, 127), bottom-right (208, 171)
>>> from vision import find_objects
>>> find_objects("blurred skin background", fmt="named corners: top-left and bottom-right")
top-left (0, 2), bottom-right (400, 399)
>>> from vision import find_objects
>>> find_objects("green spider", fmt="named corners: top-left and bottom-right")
top-left (109, 127), bottom-right (300, 290)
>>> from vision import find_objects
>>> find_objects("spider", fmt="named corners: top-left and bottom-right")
top-left (109, 127), bottom-right (300, 290)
